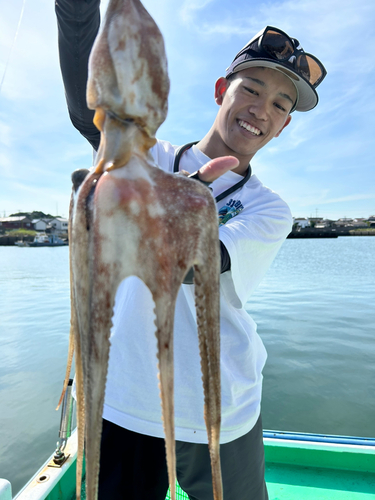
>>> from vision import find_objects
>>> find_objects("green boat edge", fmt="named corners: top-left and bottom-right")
top-left (4, 428), bottom-right (374, 500)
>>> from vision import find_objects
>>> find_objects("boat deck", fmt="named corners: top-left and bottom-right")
top-left (12, 431), bottom-right (375, 500)
top-left (76, 462), bottom-right (375, 500)
top-left (262, 433), bottom-right (375, 500)
top-left (76, 433), bottom-right (375, 500)
top-left (265, 462), bottom-right (374, 499)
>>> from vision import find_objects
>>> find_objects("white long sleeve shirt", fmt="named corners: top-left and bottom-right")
top-left (102, 140), bottom-right (292, 444)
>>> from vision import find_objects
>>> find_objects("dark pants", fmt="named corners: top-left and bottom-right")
top-left (98, 416), bottom-right (268, 500)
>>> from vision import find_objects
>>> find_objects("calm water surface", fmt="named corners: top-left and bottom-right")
top-left (246, 236), bottom-right (375, 437)
top-left (0, 237), bottom-right (374, 494)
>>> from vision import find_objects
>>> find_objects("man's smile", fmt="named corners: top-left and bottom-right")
top-left (237, 119), bottom-right (262, 136)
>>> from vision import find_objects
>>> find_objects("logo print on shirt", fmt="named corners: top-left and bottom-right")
top-left (218, 199), bottom-right (244, 226)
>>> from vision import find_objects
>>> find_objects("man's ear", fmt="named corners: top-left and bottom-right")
top-left (215, 77), bottom-right (229, 105)
top-left (275, 114), bottom-right (292, 137)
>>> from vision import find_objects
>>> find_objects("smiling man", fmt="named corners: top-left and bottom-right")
top-left (55, 2), bottom-right (326, 499)
top-left (199, 67), bottom-right (296, 174)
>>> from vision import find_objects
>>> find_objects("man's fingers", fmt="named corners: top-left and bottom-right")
top-left (198, 156), bottom-right (239, 183)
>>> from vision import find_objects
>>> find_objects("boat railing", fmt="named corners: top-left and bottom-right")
top-left (264, 429), bottom-right (375, 447)
top-left (53, 379), bottom-right (75, 466)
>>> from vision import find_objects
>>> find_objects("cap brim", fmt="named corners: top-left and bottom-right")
top-left (226, 58), bottom-right (319, 112)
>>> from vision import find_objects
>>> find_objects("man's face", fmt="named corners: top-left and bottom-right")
top-left (213, 66), bottom-right (297, 162)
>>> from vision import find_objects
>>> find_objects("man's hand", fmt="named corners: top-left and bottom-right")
top-left (180, 156), bottom-right (239, 185)
top-left (196, 156), bottom-right (239, 183)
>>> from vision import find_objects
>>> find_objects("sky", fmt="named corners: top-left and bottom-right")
top-left (0, 0), bottom-right (374, 220)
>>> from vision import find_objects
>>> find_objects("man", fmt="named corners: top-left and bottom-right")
top-left (55, 2), bottom-right (326, 499)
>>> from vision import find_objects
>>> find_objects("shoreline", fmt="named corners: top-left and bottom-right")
top-left (0, 231), bottom-right (374, 245)
top-left (288, 229), bottom-right (375, 239)
top-left (0, 235), bottom-right (69, 246)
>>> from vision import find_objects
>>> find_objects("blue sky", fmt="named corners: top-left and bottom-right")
top-left (0, 0), bottom-right (374, 220)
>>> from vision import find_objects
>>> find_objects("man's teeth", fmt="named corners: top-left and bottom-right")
top-left (238, 120), bottom-right (261, 135)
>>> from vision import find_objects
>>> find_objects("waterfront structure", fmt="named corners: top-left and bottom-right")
top-left (32, 219), bottom-right (48, 231)
top-left (0, 216), bottom-right (33, 230)
top-left (293, 217), bottom-right (310, 228)
top-left (48, 218), bottom-right (68, 233)
top-left (315, 219), bottom-right (335, 228)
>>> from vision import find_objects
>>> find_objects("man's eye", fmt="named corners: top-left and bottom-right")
top-left (274, 102), bottom-right (286, 112)
top-left (244, 86), bottom-right (257, 95)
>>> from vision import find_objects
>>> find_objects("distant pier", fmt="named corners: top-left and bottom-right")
top-left (288, 228), bottom-right (375, 239)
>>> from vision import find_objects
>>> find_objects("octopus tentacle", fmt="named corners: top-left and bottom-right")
top-left (194, 258), bottom-right (223, 499)
top-left (70, 171), bottom-right (102, 500)
top-left (153, 293), bottom-right (178, 500)
top-left (74, 331), bottom-right (85, 500)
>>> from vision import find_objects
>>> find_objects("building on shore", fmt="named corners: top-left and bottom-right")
top-left (48, 217), bottom-right (69, 233)
top-left (0, 216), bottom-right (33, 230)
top-left (32, 219), bottom-right (48, 231)
top-left (0, 215), bottom-right (69, 237)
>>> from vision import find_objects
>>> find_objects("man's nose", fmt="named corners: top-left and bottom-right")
top-left (248, 98), bottom-right (268, 120)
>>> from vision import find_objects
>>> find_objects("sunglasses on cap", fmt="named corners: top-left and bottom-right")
top-left (233, 26), bottom-right (327, 89)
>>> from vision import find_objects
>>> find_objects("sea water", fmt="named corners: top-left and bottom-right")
top-left (0, 237), bottom-right (374, 494)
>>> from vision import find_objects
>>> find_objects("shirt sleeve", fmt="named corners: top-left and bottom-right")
top-left (219, 186), bottom-right (293, 308)
top-left (55, 0), bottom-right (101, 150)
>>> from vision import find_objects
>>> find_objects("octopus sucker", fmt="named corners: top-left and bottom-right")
top-left (58, 0), bottom-right (223, 499)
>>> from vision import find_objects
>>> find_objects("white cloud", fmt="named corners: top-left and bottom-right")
top-left (179, 0), bottom-right (216, 25)
top-left (317, 193), bottom-right (375, 205)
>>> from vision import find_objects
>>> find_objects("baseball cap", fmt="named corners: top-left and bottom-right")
top-left (225, 26), bottom-right (327, 112)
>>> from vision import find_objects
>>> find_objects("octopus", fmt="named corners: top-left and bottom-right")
top-left (57, 0), bottom-right (223, 499)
